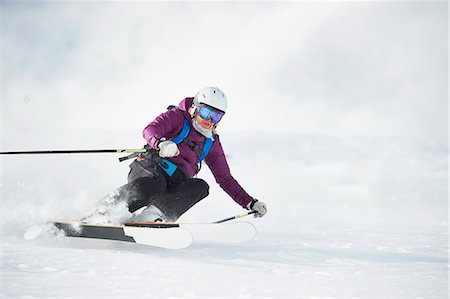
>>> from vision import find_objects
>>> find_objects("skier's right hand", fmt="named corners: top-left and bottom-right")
top-left (158, 140), bottom-right (180, 158)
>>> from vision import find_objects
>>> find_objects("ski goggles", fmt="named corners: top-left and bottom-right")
top-left (196, 104), bottom-right (224, 124)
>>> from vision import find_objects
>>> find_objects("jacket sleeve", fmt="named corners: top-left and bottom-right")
top-left (143, 109), bottom-right (185, 149)
top-left (205, 136), bottom-right (253, 208)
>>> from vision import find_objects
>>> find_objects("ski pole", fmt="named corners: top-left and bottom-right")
top-left (0, 148), bottom-right (148, 162)
top-left (0, 148), bottom-right (146, 155)
top-left (214, 211), bottom-right (257, 224)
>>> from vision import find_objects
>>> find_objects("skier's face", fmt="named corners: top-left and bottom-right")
top-left (195, 113), bottom-right (214, 129)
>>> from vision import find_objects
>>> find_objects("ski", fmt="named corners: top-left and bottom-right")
top-left (51, 220), bottom-right (257, 249)
top-left (52, 222), bottom-right (192, 249)
top-left (125, 221), bottom-right (257, 244)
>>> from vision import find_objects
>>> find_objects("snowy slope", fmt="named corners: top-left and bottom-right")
top-left (1, 132), bottom-right (448, 298)
top-left (2, 1), bottom-right (448, 297)
top-left (2, 226), bottom-right (447, 298)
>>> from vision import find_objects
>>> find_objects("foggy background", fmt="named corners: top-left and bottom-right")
top-left (1, 1), bottom-right (448, 230)
top-left (1, 1), bottom-right (448, 298)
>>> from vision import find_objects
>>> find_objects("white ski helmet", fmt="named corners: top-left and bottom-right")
top-left (194, 86), bottom-right (227, 113)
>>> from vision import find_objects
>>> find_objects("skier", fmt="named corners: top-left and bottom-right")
top-left (86, 86), bottom-right (267, 224)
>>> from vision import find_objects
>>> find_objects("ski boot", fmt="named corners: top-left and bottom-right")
top-left (127, 205), bottom-right (168, 223)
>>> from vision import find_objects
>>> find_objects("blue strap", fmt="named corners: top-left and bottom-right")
top-left (161, 118), bottom-right (214, 175)
top-left (198, 133), bottom-right (215, 162)
top-left (159, 159), bottom-right (178, 177)
top-left (171, 119), bottom-right (190, 144)
top-left (158, 119), bottom-right (190, 177)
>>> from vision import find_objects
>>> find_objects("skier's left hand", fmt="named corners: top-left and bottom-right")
top-left (248, 199), bottom-right (267, 217)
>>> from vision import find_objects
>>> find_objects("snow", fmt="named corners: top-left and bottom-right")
top-left (2, 223), bottom-right (447, 298)
top-left (1, 1), bottom-right (448, 298)
top-left (1, 133), bottom-right (448, 298)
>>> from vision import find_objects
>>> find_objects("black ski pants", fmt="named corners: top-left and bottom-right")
top-left (117, 158), bottom-right (209, 221)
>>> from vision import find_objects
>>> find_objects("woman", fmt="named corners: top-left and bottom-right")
top-left (88, 86), bottom-right (267, 224)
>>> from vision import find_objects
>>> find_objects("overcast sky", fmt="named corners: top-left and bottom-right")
top-left (1, 1), bottom-right (448, 146)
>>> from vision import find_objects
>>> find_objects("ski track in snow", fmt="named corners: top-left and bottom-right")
top-left (1, 225), bottom-right (447, 298)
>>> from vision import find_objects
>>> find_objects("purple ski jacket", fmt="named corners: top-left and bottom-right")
top-left (143, 97), bottom-right (253, 208)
